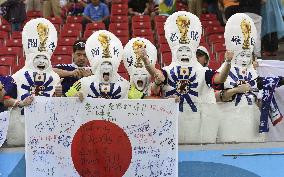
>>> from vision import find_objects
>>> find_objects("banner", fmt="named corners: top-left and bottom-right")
top-left (0, 111), bottom-right (9, 147)
top-left (25, 97), bottom-right (178, 177)
top-left (257, 60), bottom-right (284, 141)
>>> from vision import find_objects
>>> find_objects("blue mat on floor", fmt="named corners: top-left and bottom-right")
top-left (1, 148), bottom-right (284, 177)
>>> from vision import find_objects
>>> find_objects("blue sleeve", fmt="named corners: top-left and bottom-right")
top-left (205, 69), bottom-right (224, 90)
top-left (162, 69), bottom-right (168, 85)
top-left (103, 4), bottom-right (109, 17)
top-left (1, 76), bottom-right (17, 99)
top-left (83, 4), bottom-right (90, 17)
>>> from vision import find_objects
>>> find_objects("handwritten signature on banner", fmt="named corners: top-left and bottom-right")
top-left (25, 98), bottom-right (178, 177)
top-left (0, 111), bottom-right (9, 147)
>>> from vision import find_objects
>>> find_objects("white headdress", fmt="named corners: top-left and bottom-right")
top-left (164, 11), bottom-right (202, 66)
top-left (85, 30), bottom-right (123, 73)
top-left (22, 18), bottom-right (57, 71)
top-left (224, 13), bottom-right (257, 67)
top-left (123, 37), bottom-right (157, 92)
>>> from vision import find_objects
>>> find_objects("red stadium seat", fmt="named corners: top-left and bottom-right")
top-left (154, 15), bottom-right (167, 23)
top-left (66, 16), bottom-right (83, 23)
top-left (26, 10), bottom-right (42, 18)
top-left (0, 56), bottom-right (16, 74)
top-left (111, 8), bottom-right (128, 15)
top-left (200, 13), bottom-right (217, 21)
top-left (0, 16), bottom-right (9, 25)
top-left (62, 23), bottom-right (82, 32)
top-left (118, 36), bottom-right (129, 46)
top-left (161, 52), bottom-right (172, 66)
top-left (109, 23), bottom-right (129, 31)
top-left (132, 28), bottom-right (152, 37)
top-left (85, 22), bottom-right (105, 31)
top-left (112, 4), bottom-right (128, 10)
top-left (0, 31), bottom-right (8, 46)
top-left (118, 72), bottom-right (129, 81)
top-left (112, 0), bottom-right (128, 4)
top-left (60, 29), bottom-right (81, 38)
top-left (109, 29), bottom-right (129, 37)
top-left (58, 37), bottom-right (77, 46)
top-left (0, 65), bottom-right (10, 76)
top-left (110, 15), bottom-right (128, 23)
top-left (83, 30), bottom-right (96, 39)
top-left (213, 42), bottom-right (226, 53)
top-left (51, 55), bottom-right (73, 66)
top-left (0, 24), bottom-right (11, 33)
top-left (5, 39), bottom-right (22, 47)
top-left (156, 27), bottom-right (165, 36)
top-left (208, 60), bottom-right (221, 70)
top-left (47, 16), bottom-right (63, 25)
top-left (201, 20), bottom-right (221, 29)
top-left (157, 35), bottom-right (167, 45)
top-left (0, 47), bottom-right (22, 64)
top-left (216, 51), bottom-right (226, 63)
top-left (204, 26), bottom-right (225, 37)
top-left (10, 31), bottom-right (22, 39)
top-left (118, 62), bottom-right (127, 73)
top-left (132, 21), bottom-right (151, 29)
top-left (159, 43), bottom-right (171, 54)
top-left (132, 15), bottom-right (151, 22)
top-left (53, 46), bottom-right (73, 55)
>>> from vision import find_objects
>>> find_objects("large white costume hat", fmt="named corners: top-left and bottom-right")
top-left (225, 13), bottom-right (257, 53)
top-left (123, 37), bottom-right (157, 75)
top-left (85, 30), bottom-right (123, 73)
top-left (224, 13), bottom-right (257, 67)
top-left (164, 11), bottom-right (202, 65)
top-left (22, 18), bottom-right (57, 71)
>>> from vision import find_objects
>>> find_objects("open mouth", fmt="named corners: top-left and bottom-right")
top-left (103, 72), bottom-right (110, 81)
top-left (181, 58), bottom-right (189, 62)
top-left (37, 65), bottom-right (46, 70)
top-left (137, 80), bottom-right (144, 87)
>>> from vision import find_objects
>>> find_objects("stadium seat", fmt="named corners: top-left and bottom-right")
top-left (47, 17), bottom-right (63, 25)
top-left (66, 16), bottom-right (83, 23)
top-left (5, 39), bottom-right (22, 47)
top-left (161, 52), bottom-right (172, 66)
top-left (0, 31), bottom-right (8, 46)
top-left (0, 65), bottom-right (10, 75)
top-left (53, 46), bottom-right (73, 55)
top-left (26, 10), bottom-right (42, 18)
top-left (112, 0), bottom-right (128, 4)
top-left (83, 30), bottom-right (96, 39)
top-left (0, 56), bottom-right (16, 74)
top-left (109, 29), bottom-right (129, 38)
top-left (132, 28), bottom-right (152, 37)
top-left (213, 42), bottom-right (226, 53)
top-left (110, 15), bottom-right (128, 23)
top-left (62, 23), bottom-right (82, 32)
top-left (60, 29), bottom-right (81, 38)
top-left (109, 23), bottom-right (129, 31)
top-left (58, 37), bottom-right (77, 46)
top-left (132, 15), bottom-right (151, 22)
top-left (0, 16), bottom-right (9, 25)
top-left (132, 21), bottom-right (151, 29)
top-left (200, 13), bottom-right (217, 21)
top-left (85, 22), bottom-right (105, 31)
top-left (154, 15), bottom-right (167, 23)
top-left (111, 8), bottom-right (128, 15)
top-left (10, 31), bottom-right (22, 39)
top-left (0, 24), bottom-right (11, 33)
top-left (111, 4), bottom-right (128, 10)
top-left (118, 36), bottom-right (129, 46)
top-left (51, 55), bottom-right (73, 66)
top-left (216, 51), bottom-right (226, 63)
top-left (159, 43), bottom-right (171, 54)
top-left (0, 47), bottom-right (22, 64)
top-left (204, 26), bottom-right (225, 37)
top-left (156, 27), bottom-right (165, 36)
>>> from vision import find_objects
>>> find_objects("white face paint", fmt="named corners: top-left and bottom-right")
top-left (234, 50), bottom-right (252, 67)
top-left (100, 61), bottom-right (113, 84)
top-left (33, 55), bottom-right (49, 71)
top-left (176, 46), bottom-right (192, 65)
top-left (132, 68), bottom-right (149, 91)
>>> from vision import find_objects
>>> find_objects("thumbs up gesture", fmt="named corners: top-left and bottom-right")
top-left (54, 78), bottom-right (64, 97)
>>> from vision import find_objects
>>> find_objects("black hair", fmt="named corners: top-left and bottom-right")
top-left (196, 49), bottom-right (209, 61)
top-left (73, 39), bottom-right (86, 53)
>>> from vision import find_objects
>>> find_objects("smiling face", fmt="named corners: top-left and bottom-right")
top-left (33, 55), bottom-right (49, 71)
top-left (235, 50), bottom-right (252, 67)
top-left (176, 46), bottom-right (192, 65)
top-left (132, 68), bottom-right (149, 91)
top-left (100, 61), bottom-right (113, 84)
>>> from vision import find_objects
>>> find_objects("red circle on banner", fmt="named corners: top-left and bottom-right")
top-left (71, 120), bottom-right (132, 177)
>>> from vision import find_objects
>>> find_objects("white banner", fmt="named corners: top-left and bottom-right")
top-left (25, 97), bottom-right (178, 177)
top-left (0, 111), bottom-right (9, 147)
top-left (257, 60), bottom-right (284, 141)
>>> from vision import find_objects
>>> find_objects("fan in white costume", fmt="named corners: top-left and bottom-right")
top-left (123, 37), bottom-right (157, 99)
top-left (145, 11), bottom-right (233, 144)
top-left (6, 18), bottom-right (61, 146)
top-left (216, 13), bottom-right (264, 143)
top-left (66, 30), bottom-right (129, 100)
